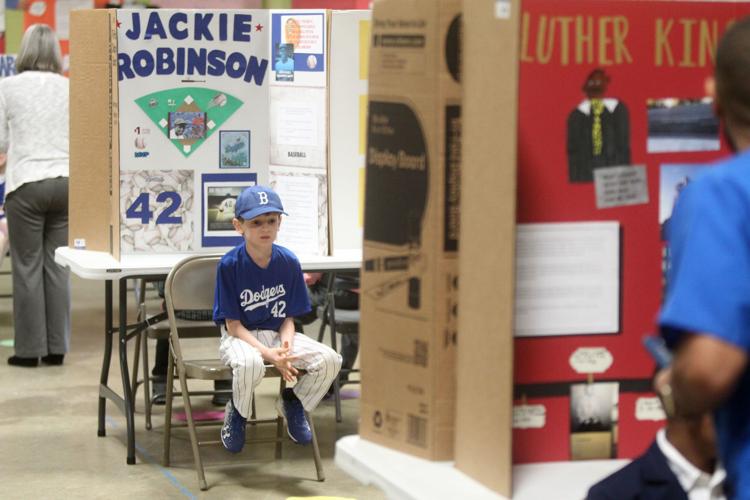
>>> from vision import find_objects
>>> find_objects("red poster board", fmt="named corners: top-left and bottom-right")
top-left (513, 0), bottom-right (749, 463)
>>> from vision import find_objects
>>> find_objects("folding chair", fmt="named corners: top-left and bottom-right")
top-left (316, 272), bottom-right (360, 423)
top-left (161, 254), bottom-right (325, 490)
top-left (130, 277), bottom-right (219, 431)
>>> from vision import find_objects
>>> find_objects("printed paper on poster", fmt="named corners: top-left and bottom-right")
top-left (270, 85), bottom-right (326, 168)
top-left (514, 222), bottom-right (620, 337)
top-left (594, 165), bottom-right (649, 209)
top-left (272, 170), bottom-right (325, 256)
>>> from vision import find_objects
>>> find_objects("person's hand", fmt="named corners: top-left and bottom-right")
top-left (304, 272), bottom-right (323, 286)
top-left (264, 346), bottom-right (299, 383)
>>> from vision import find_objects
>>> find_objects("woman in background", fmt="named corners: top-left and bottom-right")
top-left (2, 24), bottom-right (70, 367)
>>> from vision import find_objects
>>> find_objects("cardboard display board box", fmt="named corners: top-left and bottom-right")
top-left (454, 1), bottom-right (520, 496)
top-left (359, 0), bottom-right (461, 460)
top-left (69, 9), bottom-right (120, 256)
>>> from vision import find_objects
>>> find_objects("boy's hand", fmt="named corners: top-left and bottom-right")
top-left (264, 346), bottom-right (299, 383)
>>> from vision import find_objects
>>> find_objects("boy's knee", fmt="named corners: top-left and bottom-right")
top-left (327, 351), bottom-right (343, 371)
top-left (235, 353), bottom-right (265, 377)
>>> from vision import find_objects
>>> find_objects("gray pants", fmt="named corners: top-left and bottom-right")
top-left (5, 177), bottom-right (71, 357)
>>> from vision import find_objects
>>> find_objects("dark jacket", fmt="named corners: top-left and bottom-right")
top-left (586, 441), bottom-right (687, 500)
top-left (567, 100), bottom-right (630, 183)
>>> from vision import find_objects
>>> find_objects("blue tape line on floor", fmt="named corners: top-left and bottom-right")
top-left (106, 416), bottom-right (197, 499)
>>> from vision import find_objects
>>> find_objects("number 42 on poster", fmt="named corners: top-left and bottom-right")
top-left (126, 192), bottom-right (183, 224)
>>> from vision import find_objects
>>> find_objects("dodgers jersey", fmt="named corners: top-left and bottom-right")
top-left (213, 243), bottom-right (311, 331)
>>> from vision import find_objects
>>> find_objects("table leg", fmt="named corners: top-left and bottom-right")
top-left (119, 278), bottom-right (136, 465)
top-left (98, 280), bottom-right (113, 438)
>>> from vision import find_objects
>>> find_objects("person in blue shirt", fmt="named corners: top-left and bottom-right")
top-left (213, 185), bottom-right (341, 453)
top-left (657, 17), bottom-right (750, 500)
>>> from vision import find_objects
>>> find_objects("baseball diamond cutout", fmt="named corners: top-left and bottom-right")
top-left (135, 87), bottom-right (244, 158)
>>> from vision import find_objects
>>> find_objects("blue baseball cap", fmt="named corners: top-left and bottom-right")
top-left (234, 185), bottom-right (287, 220)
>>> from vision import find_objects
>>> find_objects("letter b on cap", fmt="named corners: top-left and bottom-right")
top-left (259, 192), bottom-right (268, 204)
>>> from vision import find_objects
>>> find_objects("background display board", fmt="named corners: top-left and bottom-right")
top-left (512, 0), bottom-right (748, 464)
top-left (329, 9), bottom-right (369, 253)
top-left (268, 9), bottom-right (329, 255)
top-left (70, 8), bottom-right (366, 259)
top-left (116, 8), bottom-right (272, 253)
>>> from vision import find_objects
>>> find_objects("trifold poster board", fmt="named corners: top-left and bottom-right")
top-left (359, 0), bottom-right (461, 461)
top-left (454, 0), bottom-right (520, 497)
top-left (329, 10), bottom-right (370, 253)
top-left (70, 8), bottom-right (365, 259)
top-left (510, 0), bottom-right (748, 473)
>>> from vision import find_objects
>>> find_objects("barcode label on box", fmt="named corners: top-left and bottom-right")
top-left (414, 340), bottom-right (428, 366)
top-left (407, 414), bottom-right (427, 447)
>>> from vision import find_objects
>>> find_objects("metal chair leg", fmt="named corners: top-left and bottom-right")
top-left (130, 280), bottom-right (147, 404)
top-left (333, 376), bottom-right (343, 423)
top-left (328, 306), bottom-right (344, 423)
top-left (142, 333), bottom-right (152, 430)
top-left (130, 332), bottom-right (141, 403)
top-left (316, 310), bottom-right (328, 343)
top-left (176, 364), bottom-right (209, 491)
top-left (307, 411), bottom-right (325, 481)
top-left (317, 274), bottom-right (336, 343)
top-left (162, 352), bottom-right (174, 467)
top-left (275, 379), bottom-right (284, 459)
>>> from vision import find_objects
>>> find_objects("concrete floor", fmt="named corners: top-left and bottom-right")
top-left (0, 268), bottom-right (385, 500)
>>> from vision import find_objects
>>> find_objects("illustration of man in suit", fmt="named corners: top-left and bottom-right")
top-left (567, 68), bottom-right (631, 183)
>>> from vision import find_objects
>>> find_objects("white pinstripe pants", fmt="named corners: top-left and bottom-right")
top-left (219, 328), bottom-right (342, 419)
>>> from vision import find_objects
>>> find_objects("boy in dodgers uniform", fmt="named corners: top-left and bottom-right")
top-left (214, 185), bottom-right (341, 452)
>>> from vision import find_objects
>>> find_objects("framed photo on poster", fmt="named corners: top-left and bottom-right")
top-left (201, 172), bottom-right (257, 247)
top-left (219, 130), bottom-right (251, 168)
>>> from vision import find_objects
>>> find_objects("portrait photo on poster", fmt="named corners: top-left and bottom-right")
top-left (647, 97), bottom-right (720, 154)
top-left (200, 173), bottom-right (257, 247)
top-left (168, 111), bottom-right (206, 140)
top-left (219, 130), bottom-right (251, 168)
top-left (567, 68), bottom-right (631, 183)
top-left (275, 43), bottom-right (295, 82)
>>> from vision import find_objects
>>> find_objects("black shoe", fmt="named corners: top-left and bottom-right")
top-left (41, 354), bottom-right (64, 366)
top-left (152, 377), bottom-right (166, 406)
top-left (212, 379), bottom-right (232, 406)
top-left (8, 355), bottom-right (39, 367)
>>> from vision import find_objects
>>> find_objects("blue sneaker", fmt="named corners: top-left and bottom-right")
top-left (276, 395), bottom-right (312, 445)
top-left (221, 400), bottom-right (246, 453)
